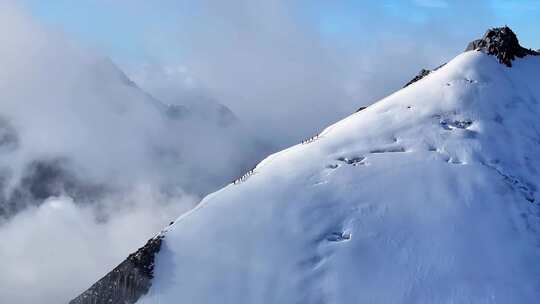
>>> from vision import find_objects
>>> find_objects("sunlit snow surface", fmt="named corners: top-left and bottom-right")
top-left (141, 51), bottom-right (540, 303)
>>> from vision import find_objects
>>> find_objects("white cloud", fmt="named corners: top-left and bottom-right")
top-left (0, 3), bottom-right (271, 303)
top-left (0, 193), bottom-right (194, 303)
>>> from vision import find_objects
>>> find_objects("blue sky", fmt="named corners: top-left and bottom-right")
top-left (21, 0), bottom-right (540, 68)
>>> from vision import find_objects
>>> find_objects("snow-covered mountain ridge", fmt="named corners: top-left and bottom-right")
top-left (71, 27), bottom-right (540, 304)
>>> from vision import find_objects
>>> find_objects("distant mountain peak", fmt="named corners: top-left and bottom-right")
top-left (465, 26), bottom-right (538, 67)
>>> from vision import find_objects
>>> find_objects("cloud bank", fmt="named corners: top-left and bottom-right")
top-left (126, 0), bottom-right (496, 146)
top-left (0, 3), bottom-right (268, 303)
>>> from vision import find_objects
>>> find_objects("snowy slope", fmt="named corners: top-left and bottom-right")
top-left (73, 28), bottom-right (540, 303)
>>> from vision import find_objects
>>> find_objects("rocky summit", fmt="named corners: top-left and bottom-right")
top-left (465, 26), bottom-right (539, 67)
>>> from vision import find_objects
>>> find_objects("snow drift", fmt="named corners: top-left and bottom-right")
top-left (72, 27), bottom-right (540, 303)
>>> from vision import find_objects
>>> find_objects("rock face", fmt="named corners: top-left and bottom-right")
top-left (465, 26), bottom-right (538, 67)
top-left (403, 26), bottom-right (536, 90)
top-left (69, 235), bottom-right (164, 304)
top-left (403, 69), bottom-right (432, 88)
top-left (403, 63), bottom-right (447, 88)
top-left (0, 159), bottom-right (105, 218)
top-left (355, 106), bottom-right (367, 113)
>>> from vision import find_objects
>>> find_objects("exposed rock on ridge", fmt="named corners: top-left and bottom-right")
top-left (403, 26), bottom-right (536, 90)
top-left (465, 26), bottom-right (538, 67)
top-left (402, 62), bottom-right (447, 88)
top-left (69, 235), bottom-right (164, 304)
top-left (403, 69), bottom-right (432, 88)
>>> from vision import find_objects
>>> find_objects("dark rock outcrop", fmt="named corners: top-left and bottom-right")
top-left (465, 26), bottom-right (538, 67)
top-left (355, 106), bottom-right (367, 113)
top-left (402, 27), bottom-right (537, 90)
top-left (0, 158), bottom-right (106, 218)
top-left (403, 63), bottom-right (447, 89)
top-left (403, 69), bottom-right (432, 88)
top-left (69, 235), bottom-right (164, 304)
